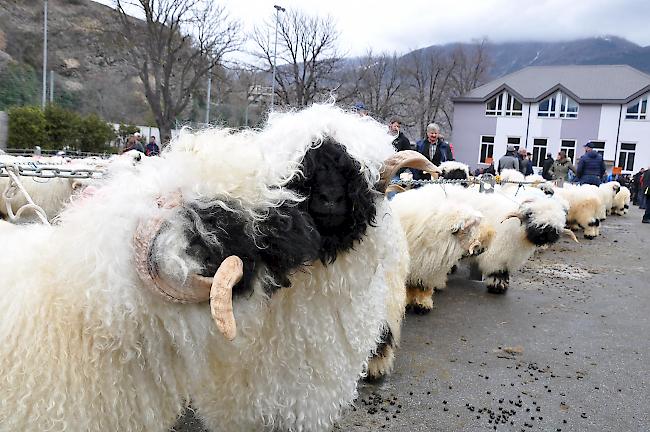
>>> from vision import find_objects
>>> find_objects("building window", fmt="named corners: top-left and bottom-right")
top-left (479, 135), bottom-right (495, 163)
top-left (532, 138), bottom-right (547, 168)
top-left (486, 91), bottom-right (522, 117)
top-left (618, 143), bottom-right (636, 172)
top-left (538, 91), bottom-right (579, 118)
top-left (507, 137), bottom-right (521, 149)
top-left (625, 95), bottom-right (648, 120)
top-left (560, 139), bottom-right (576, 162)
top-left (590, 140), bottom-right (605, 157)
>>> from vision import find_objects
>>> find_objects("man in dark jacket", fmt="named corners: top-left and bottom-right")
top-left (413, 123), bottom-right (454, 180)
top-left (642, 169), bottom-right (650, 223)
top-left (389, 119), bottom-right (411, 152)
top-left (542, 153), bottom-right (555, 180)
top-left (576, 142), bottom-right (606, 185)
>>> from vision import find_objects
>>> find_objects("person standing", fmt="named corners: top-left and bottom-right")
top-left (552, 151), bottom-right (576, 181)
top-left (576, 142), bottom-right (605, 186)
top-left (497, 145), bottom-right (520, 173)
top-left (542, 153), bottom-right (555, 180)
top-left (642, 168), bottom-right (650, 223)
top-left (145, 136), bottom-right (160, 156)
top-left (632, 168), bottom-right (645, 207)
top-left (413, 123), bottom-right (454, 180)
top-left (389, 119), bottom-right (411, 152)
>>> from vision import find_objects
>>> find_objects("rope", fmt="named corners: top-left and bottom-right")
top-left (2, 165), bottom-right (51, 225)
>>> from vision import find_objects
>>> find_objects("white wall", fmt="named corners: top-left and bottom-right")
top-left (494, 105), bottom-right (529, 159)
top-left (597, 104), bottom-right (621, 162)
top-left (619, 117), bottom-right (650, 172)
top-left (527, 101), bottom-right (562, 154)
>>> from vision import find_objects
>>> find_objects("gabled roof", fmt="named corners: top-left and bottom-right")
top-left (454, 65), bottom-right (650, 104)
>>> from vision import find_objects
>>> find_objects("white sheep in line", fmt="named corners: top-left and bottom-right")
top-left (611, 186), bottom-right (631, 215)
top-left (388, 184), bottom-right (494, 313)
top-left (554, 184), bottom-right (603, 239)
top-left (0, 104), bottom-right (438, 431)
top-left (442, 185), bottom-right (573, 294)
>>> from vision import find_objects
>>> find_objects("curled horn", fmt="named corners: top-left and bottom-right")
top-left (500, 212), bottom-right (524, 224)
top-left (563, 228), bottom-right (580, 243)
top-left (385, 184), bottom-right (407, 195)
top-left (133, 192), bottom-right (243, 340)
top-left (376, 150), bottom-right (441, 192)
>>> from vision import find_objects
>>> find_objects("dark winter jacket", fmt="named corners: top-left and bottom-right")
top-left (576, 151), bottom-right (606, 180)
top-left (412, 138), bottom-right (454, 180)
top-left (145, 142), bottom-right (160, 156)
top-left (392, 132), bottom-right (411, 152)
top-left (643, 170), bottom-right (650, 196)
top-left (542, 156), bottom-right (555, 180)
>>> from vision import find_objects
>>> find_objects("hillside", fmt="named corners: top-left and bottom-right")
top-left (415, 36), bottom-right (650, 79)
top-left (0, 0), bottom-right (150, 123)
top-left (2, 1), bottom-right (650, 124)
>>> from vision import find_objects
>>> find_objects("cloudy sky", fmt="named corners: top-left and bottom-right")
top-left (93, 0), bottom-right (650, 58)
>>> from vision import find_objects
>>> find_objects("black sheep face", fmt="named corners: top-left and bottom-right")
top-left (287, 138), bottom-right (377, 263)
top-left (522, 212), bottom-right (561, 246)
top-left (442, 168), bottom-right (469, 187)
top-left (176, 199), bottom-right (322, 297)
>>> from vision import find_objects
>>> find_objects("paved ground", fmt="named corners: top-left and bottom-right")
top-left (174, 207), bottom-right (649, 432)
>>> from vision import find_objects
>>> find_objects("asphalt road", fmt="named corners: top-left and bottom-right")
top-left (174, 207), bottom-right (650, 432)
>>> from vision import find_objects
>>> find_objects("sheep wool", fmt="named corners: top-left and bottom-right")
top-left (0, 104), bottom-right (402, 432)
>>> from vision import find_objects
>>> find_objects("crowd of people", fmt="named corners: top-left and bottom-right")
top-left (380, 106), bottom-right (650, 225)
top-left (123, 132), bottom-right (160, 156)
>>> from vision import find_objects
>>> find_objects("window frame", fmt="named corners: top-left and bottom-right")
top-left (532, 138), bottom-right (548, 168)
top-left (537, 91), bottom-right (579, 119)
top-left (560, 139), bottom-right (577, 163)
top-left (479, 135), bottom-right (495, 164)
top-left (618, 142), bottom-right (636, 172)
top-left (485, 91), bottom-right (523, 117)
top-left (625, 95), bottom-right (648, 120)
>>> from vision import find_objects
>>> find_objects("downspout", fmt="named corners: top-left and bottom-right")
top-left (614, 104), bottom-right (623, 167)
top-left (524, 102), bottom-right (532, 150)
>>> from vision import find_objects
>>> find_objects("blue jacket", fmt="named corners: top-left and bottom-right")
top-left (577, 151), bottom-right (605, 179)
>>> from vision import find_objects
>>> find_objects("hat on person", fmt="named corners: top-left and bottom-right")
top-left (584, 141), bottom-right (595, 148)
top-left (353, 102), bottom-right (367, 111)
top-left (506, 144), bottom-right (516, 152)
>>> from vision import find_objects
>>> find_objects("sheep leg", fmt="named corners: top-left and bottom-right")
top-left (485, 270), bottom-right (509, 294)
top-left (406, 284), bottom-right (434, 314)
top-left (366, 323), bottom-right (396, 381)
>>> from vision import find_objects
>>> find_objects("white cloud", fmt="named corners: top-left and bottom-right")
top-left (92, 0), bottom-right (650, 57)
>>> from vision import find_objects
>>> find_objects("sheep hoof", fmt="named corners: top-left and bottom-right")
top-left (486, 271), bottom-right (509, 295)
top-left (407, 304), bottom-right (432, 314)
top-left (367, 325), bottom-right (395, 381)
top-left (487, 284), bottom-right (508, 294)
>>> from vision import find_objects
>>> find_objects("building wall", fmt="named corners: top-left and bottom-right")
top-left (451, 103), bottom-right (497, 168)
top-left (453, 98), bottom-right (650, 174)
top-left (619, 117), bottom-right (650, 172)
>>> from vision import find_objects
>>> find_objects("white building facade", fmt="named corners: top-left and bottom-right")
top-left (452, 65), bottom-right (650, 174)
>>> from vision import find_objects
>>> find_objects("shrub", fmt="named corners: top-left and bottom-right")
top-left (44, 104), bottom-right (80, 150)
top-left (7, 105), bottom-right (46, 149)
top-left (78, 113), bottom-right (116, 152)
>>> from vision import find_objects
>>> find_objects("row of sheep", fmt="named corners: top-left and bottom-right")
top-left (370, 161), bottom-right (631, 379)
top-left (0, 105), bottom-right (629, 432)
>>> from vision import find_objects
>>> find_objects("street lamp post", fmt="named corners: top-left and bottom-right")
top-left (42, 0), bottom-right (48, 109)
top-left (270, 4), bottom-right (285, 111)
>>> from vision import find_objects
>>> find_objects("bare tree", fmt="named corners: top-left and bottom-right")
top-left (252, 9), bottom-right (341, 107)
top-left (450, 39), bottom-right (492, 96)
top-left (401, 48), bottom-right (457, 138)
top-left (349, 51), bottom-right (405, 121)
top-left (112, 0), bottom-right (241, 141)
